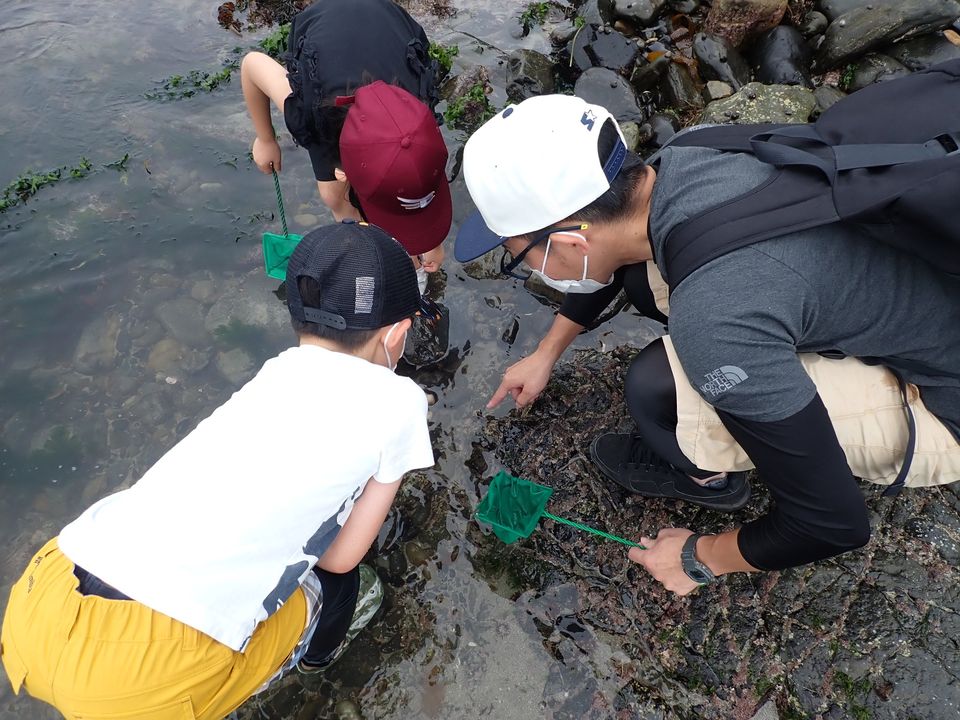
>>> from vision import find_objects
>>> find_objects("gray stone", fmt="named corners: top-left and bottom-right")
top-left (701, 82), bottom-right (816, 124)
top-left (885, 32), bottom-right (960, 71)
top-left (620, 121), bottom-right (643, 151)
top-left (147, 338), bottom-right (211, 376)
top-left (609, 0), bottom-right (668, 27)
top-left (216, 348), bottom-right (256, 386)
top-left (629, 54), bottom-right (671, 93)
top-left (74, 312), bottom-right (122, 374)
top-left (704, 0), bottom-right (789, 48)
top-left (645, 112), bottom-right (681, 149)
top-left (749, 699), bottom-right (780, 720)
top-left (812, 85), bottom-right (846, 116)
top-left (505, 49), bottom-right (555, 103)
top-left (748, 25), bottom-right (813, 87)
top-left (569, 24), bottom-right (641, 75)
top-left (816, 0), bottom-right (960, 70)
top-left (800, 10), bottom-right (829, 37)
top-left (692, 33), bottom-right (752, 90)
top-left (293, 213), bottom-right (318, 227)
top-left (660, 62), bottom-right (704, 112)
top-left (577, 0), bottom-right (609, 27)
top-left (820, 0), bottom-right (871, 22)
top-left (190, 279), bottom-right (217, 305)
top-left (704, 80), bottom-right (734, 101)
top-left (155, 297), bottom-right (211, 348)
top-left (204, 283), bottom-right (289, 336)
top-left (849, 52), bottom-right (911, 91)
top-left (574, 67), bottom-right (646, 124)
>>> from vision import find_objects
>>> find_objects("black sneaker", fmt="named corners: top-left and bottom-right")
top-left (589, 433), bottom-right (751, 512)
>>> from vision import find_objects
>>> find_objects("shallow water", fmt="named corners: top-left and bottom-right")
top-left (0, 2), bottom-right (656, 718)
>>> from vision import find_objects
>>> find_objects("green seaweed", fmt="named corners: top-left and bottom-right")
top-left (258, 23), bottom-right (290, 59)
top-left (146, 54), bottom-right (242, 100)
top-left (444, 81), bottom-right (496, 131)
top-left (518, 2), bottom-right (551, 33)
top-left (1, 156), bottom-right (100, 213)
top-left (840, 62), bottom-right (857, 91)
top-left (428, 41), bottom-right (459, 74)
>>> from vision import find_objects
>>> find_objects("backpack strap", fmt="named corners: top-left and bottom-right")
top-left (882, 370), bottom-right (917, 498)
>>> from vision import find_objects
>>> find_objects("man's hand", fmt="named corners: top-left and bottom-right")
top-left (417, 245), bottom-right (445, 273)
top-left (628, 528), bottom-right (701, 596)
top-left (252, 137), bottom-right (282, 174)
top-left (487, 349), bottom-right (556, 409)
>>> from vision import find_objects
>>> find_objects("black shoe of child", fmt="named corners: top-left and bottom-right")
top-left (589, 433), bottom-right (751, 512)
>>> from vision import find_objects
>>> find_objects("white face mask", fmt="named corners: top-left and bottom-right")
top-left (416, 266), bottom-right (428, 295)
top-left (528, 233), bottom-right (613, 294)
top-left (382, 322), bottom-right (407, 371)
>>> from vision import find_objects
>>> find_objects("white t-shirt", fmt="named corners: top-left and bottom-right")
top-left (58, 344), bottom-right (434, 651)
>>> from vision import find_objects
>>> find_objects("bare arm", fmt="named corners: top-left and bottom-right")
top-left (317, 478), bottom-right (400, 574)
top-left (488, 313), bottom-right (584, 408)
top-left (240, 51), bottom-right (292, 173)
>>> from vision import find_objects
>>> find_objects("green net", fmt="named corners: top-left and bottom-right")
top-left (474, 470), bottom-right (554, 544)
top-left (262, 231), bottom-right (302, 280)
top-left (475, 470), bottom-right (643, 548)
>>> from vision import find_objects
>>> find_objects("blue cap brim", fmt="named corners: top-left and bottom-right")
top-left (454, 209), bottom-right (506, 263)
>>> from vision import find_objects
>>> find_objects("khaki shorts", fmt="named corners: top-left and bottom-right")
top-left (661, 336), bottom-right (960, 487)
top-left (1, 538), bottom-right (308, 720)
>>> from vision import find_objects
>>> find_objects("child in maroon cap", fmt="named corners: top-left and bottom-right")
top-left (241, 0), bottom-right (451, 274)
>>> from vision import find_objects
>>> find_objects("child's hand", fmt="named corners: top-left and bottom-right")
top-left (252, 137), bottom-right (282, 174)
top-left (417, 245), bottom-right (445, 273)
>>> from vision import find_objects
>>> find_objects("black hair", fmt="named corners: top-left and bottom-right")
top-left (290, 275), bottom-right (379, 349)
top-left (570, 119), bottom-right (648, 226)
top-left (309, 71), bottom-right (378, 169)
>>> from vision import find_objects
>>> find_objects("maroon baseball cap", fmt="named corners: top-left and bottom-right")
top-left (339, 81), bottom-right (452, 256)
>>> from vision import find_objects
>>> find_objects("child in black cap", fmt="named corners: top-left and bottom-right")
top-left (1, 222), bottom-right (434, 718)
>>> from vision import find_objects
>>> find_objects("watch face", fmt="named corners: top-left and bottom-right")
top-left (687, 565), bottom-right (712, 585)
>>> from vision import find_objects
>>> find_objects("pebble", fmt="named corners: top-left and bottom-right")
top-left (704, 80), bottom-right (734, 101)
top-left (293, 213), bottom-right (318, 227)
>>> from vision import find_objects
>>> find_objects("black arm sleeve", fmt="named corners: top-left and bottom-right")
top-left (717, 394), bottom-right (871, 571)
top-left (558, 267), bottom-right (626, 327)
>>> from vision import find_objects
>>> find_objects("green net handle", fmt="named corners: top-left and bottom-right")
top-left (541, 512), bottom-right (645, 549)
top-left (272, 169), bottom-right (289, 237)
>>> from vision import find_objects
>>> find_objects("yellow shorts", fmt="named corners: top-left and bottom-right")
top-left (1, 538), bottom-right (307, 720)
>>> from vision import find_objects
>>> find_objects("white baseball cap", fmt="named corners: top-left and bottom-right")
top-left (455, 94), bottom-right (627, 262)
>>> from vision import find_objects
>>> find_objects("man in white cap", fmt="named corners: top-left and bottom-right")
top-left (455, 94), bottom-right (960, 594)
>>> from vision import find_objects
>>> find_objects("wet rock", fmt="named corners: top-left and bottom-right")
top-left (577, 0), bottom-right (609, 27)
top-left (403, 304), bottom-right (450, 369)
top-left (505, 50), bottom-right (555, 104)
top-left (190, 279), bottom-right (217, 305)
top-left (816, 0), bottom-right (960, 70)
top-left (704, 80), bottom-right (734, 101)
top-left (574, 67), bottom-right (647, 123)
top-left (156, 298), bottom-right (210, 348)
top-left (692, 32), bottom-right (751, 90)
top-left (848, 52), bottom-right (911, 91)
top-left (701, 82), bottom-right (816, 124)
top-left (619, 120), bottom-right (644, 151)
top-left (750, 700), bottom-right (780, 720)
top-left (704, 0), bottom-right (789, 48)
top-left (569, 24), bottom-right (641, 75)
top-left (629, 54), bottom-right (671, 92)
top-left (800, 10), bottom-right (829, 38)
top-left (523, 273), bottom-right (566, 305)
top-left (660, 62), bottom-right (704, 112)
top-left (669, 0), bottom-right (700, 12)
top-left (74, 312), bottom-right (122, 374)
top-left (885, 32), bottom-right (960, 71)
top-left (645, 112), bottom-right (681, 148)
top-left (460, 251), bottom-right (501, 281)
top-left (819, 0), bottom-right (871, 22)
top-left (216, 348), bottom-right (255, 386)
top-left (148, 338), bottom-right (211, 376)
top-left (748, 25), bottom-right (813, 87)
top-left (608, 0), bottom-right (668, 27)
top-left (204, 283), bottom-right (289, 336)
top-left (813, 85), bottom-right (846, 115)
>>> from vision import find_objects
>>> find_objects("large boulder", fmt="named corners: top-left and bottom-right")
top-left (693, 32), bottom-right (752, 89)
top-left (816, 0), bottom-right (960, 70)
top-left (704, 0), bottom-right (789, 48)
top-left (506, 50), bottom-right (555, 103)
top-left (607, 0), bottom-right (668, 27)
top-left (73, 312), bottom-right (122, 374)
top-left (569, 24), bottom-right (641, 75)
top-left (885, 32), bottom-right (960, 71)
top-left (848, 53), bottom-right (911, 92)
top-left (701, 82), bottom-right (816, 124)
top-left (574, 67), bottom-right (647, 124)
top-left (748, 25), bottom-right (813, 87)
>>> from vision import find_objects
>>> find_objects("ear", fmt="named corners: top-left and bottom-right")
top-left (380, 317), bottom-right (412, 355)
top-left (548, 228), bottom-right (590, 256)
top-left (333, 167), bottom-right (348, 183)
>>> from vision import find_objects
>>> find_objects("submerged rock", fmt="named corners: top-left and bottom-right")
top-left (701, 82), bottom-right (816, 124)
top-left (704, 0), bottom-right (788, 48)
top-left (74, 312), bottom-right (122, 374)
top-left (748, 25), bottom-right (813, 87)
top-left (505, 49), bottom-right (555, 103)
top-left (816, 0), bottom-right (960, 70)
top-left (692, 32), bottom-right (751, 90)
top-left (155, 297), bottom-right (210, 348)
top-left (575, 67), bottom-right (647, 123)
top-left (216, 348), bottom-right (255, 386)
top-left (569, 23), bottom-right (641, 75)
top-left (848, 52), bottom-right (911, 91)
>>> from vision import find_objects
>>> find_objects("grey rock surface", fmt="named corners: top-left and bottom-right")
top-left (704, 80), bottom-right (734, 101)
top-left (73, 312), bottom-right (122, 374)
top-left (885, 31), bottom-right (960, 71)
top-left (849, 52), bottom-right (911, 91)
top-left (660, 62), bottom-right (704, 111)
top-left (570, 24), bottom-right (641, 75)
top-left (506, 49), bottom-right (555, 103)
top-left (701, 82), bottom-right (816, 124)
top-left (816, 0), bottom-right (960, 69)
top-left (609, 0), bottom-right (668, 27)
top-left (155, 297), bottom-right (211, 348)
top-left (693, 32), bottom-right (752, 89)
top-left (575, 67), bottom-right (647, 123)
top-left (748, 25), bottom-right (813, 87)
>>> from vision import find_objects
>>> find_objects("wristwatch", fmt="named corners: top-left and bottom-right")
top-left (681, 533), bottom-right (717, 585)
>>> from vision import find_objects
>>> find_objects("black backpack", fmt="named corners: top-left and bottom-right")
top-left (655, 59), bottom-right (960, 497)
top-left (657, 58), bottom-right (960, 292)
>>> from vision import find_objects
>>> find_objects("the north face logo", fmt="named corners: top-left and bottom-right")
top-left (700, 366), bottom-right (748, 397)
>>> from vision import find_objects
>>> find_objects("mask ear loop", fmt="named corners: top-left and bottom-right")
top-left (548, 231), bottom-right (590, 281)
